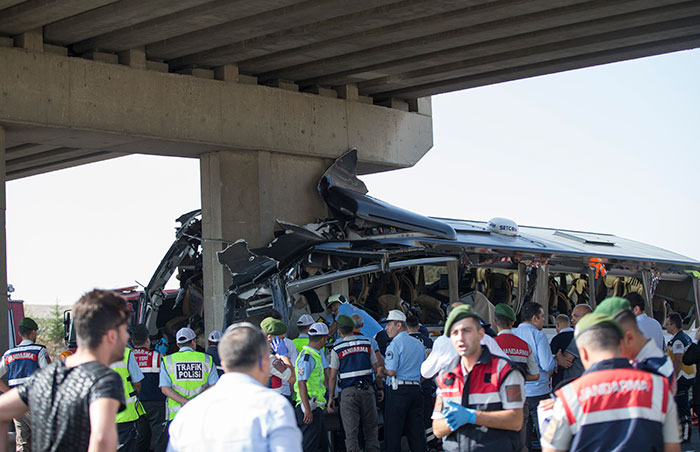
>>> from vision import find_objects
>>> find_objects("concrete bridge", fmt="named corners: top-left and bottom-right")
top-left (1, 0), bottom-right (699, 348)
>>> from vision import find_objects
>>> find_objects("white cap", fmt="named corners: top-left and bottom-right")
top-left (176, 327), bottom-right (196, 344)
top-left (386, 309), bottom-right (407, 322)
top-left (308, 322), bottom-right (330, 336)
top-left (208, 330), bottom-right (222, 343)
top-left (296, 314), bottom-right (315, 327)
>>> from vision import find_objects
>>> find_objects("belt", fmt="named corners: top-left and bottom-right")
top-left (395, 380), bottom-right (420, 385)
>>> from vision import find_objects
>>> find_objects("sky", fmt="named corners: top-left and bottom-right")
top-left (7, 48), bottom-right (700, 305)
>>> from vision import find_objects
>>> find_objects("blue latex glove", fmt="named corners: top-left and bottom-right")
top-left (154, 338), bottom-right (169, 355)
top-left (271, 336), bottom-right (289, 357)
top-left (443, 401), bottom-right (476, 431)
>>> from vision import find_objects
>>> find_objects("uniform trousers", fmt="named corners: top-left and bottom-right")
top-left (12, 411), bottom-right (31, 452)
top-left (384, 385), bottom-right (427, 452)
top-left (340, 385), bottom-right (380, 452)
top-left (117, 421), bottom-right (138, 452)
top-left (676, 386), bottom-right (692, 442)
top-left (295, 405), bottom-right (328, 452)
top-left (136, 400), bottom-right (168, 452)
top-left (525, 394), bottom-right (550, 451)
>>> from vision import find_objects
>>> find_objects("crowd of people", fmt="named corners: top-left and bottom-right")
top-left (0, 287), bottom-right (693, 452)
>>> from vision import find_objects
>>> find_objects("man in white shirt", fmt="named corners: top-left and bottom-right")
top-left (167, 323), bottom-right (302, 452)
top-left (625, 292), bottom-right (665, 351)
top-left (421, 303), bottom-right (506, 379)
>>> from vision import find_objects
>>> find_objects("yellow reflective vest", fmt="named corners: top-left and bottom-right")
top-left (110, 348), bottom-right (145, 423)
top-left (162, 349), bottom-right (213, 420)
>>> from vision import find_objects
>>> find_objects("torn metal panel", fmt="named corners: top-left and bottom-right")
top-left (217, 240), bottom-right (279, 287)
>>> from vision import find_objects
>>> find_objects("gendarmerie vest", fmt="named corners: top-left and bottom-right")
top-left (436, 346), bottom-right (521, 452)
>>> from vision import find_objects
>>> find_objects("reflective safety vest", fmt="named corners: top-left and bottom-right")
top-left (293, 336), bottom-right (309, 353)
top-left (163, 350), bottom-right (213, 420)
top-left (494, 332), bottom-right (531, 376)
top-left (333, 336), bottom-right (373, 390)
top-left (436, 346), bottom-right (521, 452)
top-left (110, 348), bottom-right (146, 423)
top-left (293, 345), bottom-right (326, 409)
top-left (553, 359), bottom-right (669, 452)
top-left (132, 347), bottom-right (165, 402)
top-left (667, 331), bottom-right (696, 383)
top-left (3, 343), bottom-right (46, 387)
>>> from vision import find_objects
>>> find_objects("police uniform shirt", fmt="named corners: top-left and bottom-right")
top-left (496, 329), bottom-right (538, 376)
top-left (635, 339), bottom-right (674, 385)
top-left (541, 358), bottom-right (680, 451)
top-left (432, 349), bottom-right (525, 420)
top-left (296, 348), bottom-right (329, 383)
top-left (384, 331), bottom-right (425, 381)
top-left (126, 350), bottom-right (144, 384)
top-left (0, 339), bottom-right (51, 383)
top-left (329, 335), bottom-right (378, 369)
top-left (159, 346), bottom-right (219, 388)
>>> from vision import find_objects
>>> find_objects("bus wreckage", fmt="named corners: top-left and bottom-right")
top-left (138, 150), bottom-right (700, 342)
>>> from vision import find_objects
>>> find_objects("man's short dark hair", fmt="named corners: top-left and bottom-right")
top-left (521, 302), bottom-right (543, 322)
top-left (667, 312), bottom-right (683, 330)
top-left (18, 326), bottom-right (33, 337)
top-left (219, 325), bottom-right (267, 371)
top-left (576, 323), bottom-right (622, 352)
top-left (339, 325), bottom-right (354, 335)
top-left (309, 335), bottom-right (326, 346)
top-left (73, 290), bottom-right (131, 350)
top-left (406, 315), bottom-right (419, 328)
top-left (613, 309), bottom-right (637, 329)
top-left (624, 292), bottom-right (645, 311)
top-left (494, 314), bottom-right (514, 329)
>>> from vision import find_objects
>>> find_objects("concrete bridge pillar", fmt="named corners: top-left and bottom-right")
top-left (200, 150), bottom-right (330, 332)
top-left (0, 126), bottom-right (7, 354)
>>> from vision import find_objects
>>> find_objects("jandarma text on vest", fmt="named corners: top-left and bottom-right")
top-left (5, 352), bottom-right (39, 364)
top-left (577, 378), bottom-right (650, 403)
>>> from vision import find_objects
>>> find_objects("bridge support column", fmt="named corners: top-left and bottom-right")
top-left (200, 150), bottom-right (329, 333)
top-left (0, 126), bottom-right (7, 353)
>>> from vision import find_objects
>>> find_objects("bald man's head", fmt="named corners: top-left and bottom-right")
top-left (571, 304), bottom-right (593, 327)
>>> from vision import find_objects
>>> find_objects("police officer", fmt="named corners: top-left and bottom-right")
top-left (293, 314), bottom-right (315, 353)
top-left (159, 327), bottom-right (218, 422)
top-left (261, 317), bottom-right (296, 402)
top-left (131, 324), bottom-right (168, 452)
top-left (294, 322), bottom-right (330, 452)
top-left (0, 317), bottom-right (50, 452)
top-left (492, 303), bottom-right (539, 452)
top-left (205, 330), bottom-right (224, 377)
top-left (666, 311), bottom-right (695, 443)
top-left (433, 305), bottom-right (525, 452)
top-left (593, 298), bottom-right (674, 388)
top-left (111, 340), bottom-right (145, 452)
top-left (540, 313), bottom-right (681, 451)
top-left (328, 315), bottom-right (384, 452)
top-left (381, 309), bottom-right (427, 452)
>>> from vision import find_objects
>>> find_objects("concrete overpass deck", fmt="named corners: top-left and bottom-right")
top-left (1, 0), bottom-right (700, 178)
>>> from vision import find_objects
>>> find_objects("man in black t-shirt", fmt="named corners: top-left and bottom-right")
top-left (0, 289), bottom-right (130, 452)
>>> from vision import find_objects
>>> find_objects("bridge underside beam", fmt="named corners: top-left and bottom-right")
top-left (0, 45), bottom-right (433, 180)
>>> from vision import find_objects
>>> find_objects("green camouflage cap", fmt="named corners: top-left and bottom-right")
top-left (494, 303), bottom-right (516, 322)
top-left (444, 305), bottom-right (480, 336)
top-left (19, 317), bottom-right (38, 330)
top-left (336, 315), bottom-right (355, 328)
top-left (574, 313), bottom-right (623, 339)
top-left (594, 297), bottom-right (631, 318)
top-left (260, 317), bottom-right (287, 336)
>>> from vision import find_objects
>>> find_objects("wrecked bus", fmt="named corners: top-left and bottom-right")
top-left (135, 150), bottom-right (700, 345)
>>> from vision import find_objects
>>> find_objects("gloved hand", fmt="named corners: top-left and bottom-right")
top-left (270, 336), bottom-right (289, 357)
top-left (154, 338), bottom-right (169, 354)
top-left (443, 401), bottom-right (476, 431)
